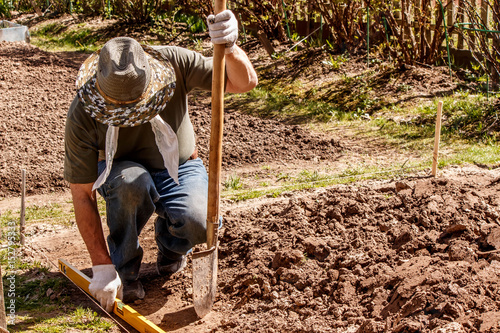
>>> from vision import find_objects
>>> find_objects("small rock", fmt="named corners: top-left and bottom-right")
top-left (303, 237), bottom-right (330, 261)
top-left (395, 181), bottom-right (412, 193)
top-left (431, 322), bottom-right (466, 333)
top-left (448, 240), bottom-right (477, 262)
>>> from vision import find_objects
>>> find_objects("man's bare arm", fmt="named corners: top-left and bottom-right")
top-left (70, 183), bottom-right (112, 266)
top-left (225, 45), bottom-right (258, 94)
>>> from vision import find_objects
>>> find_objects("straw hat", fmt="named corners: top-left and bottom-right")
top-left (74, 37), bottom-right (180, 188)
top-left (76, 37), bottom-right (176, 127)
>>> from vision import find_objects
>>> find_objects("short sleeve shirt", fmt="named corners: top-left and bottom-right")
top-left (64, 46), bottom-right (213, 184)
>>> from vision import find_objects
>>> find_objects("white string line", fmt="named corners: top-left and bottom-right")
top-left (222, 164), bottom-right (426, 197)
top-left (2, 164), bottom-right (426, 223)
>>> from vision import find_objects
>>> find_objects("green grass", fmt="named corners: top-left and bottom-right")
top-left (1, 254), bottom-right (113, 332)
top-left (11, 307), bottom-right (113, 332)
top-left (440, 143), bottom-right (500, 167)
top-left (5, 273), bottom-right (66, 312)
top-left (0, 204), bottom-right (72, 235)
top-left (223, 89), bottom-right (499, 202)
top-left (222, 163), bottom-right (426, 201)
top-left (30, 22), bottom-right (101, 52)
top-left (223, 175), bottom-right (243, 190)
top-left (0, 198), bottom-right (107, 236)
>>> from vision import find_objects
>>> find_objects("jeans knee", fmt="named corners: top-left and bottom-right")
top-left (109, 167), bottom-right (156, 207)
top-left (186, 210), bottom-right (207, 243)
top-left (165, 207), bottom-right (207, 245)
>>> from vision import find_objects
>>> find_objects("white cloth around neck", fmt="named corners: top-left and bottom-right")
top-left (92, 115), bottom-right (179, 191)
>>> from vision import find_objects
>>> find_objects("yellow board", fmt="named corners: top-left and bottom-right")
top-left (58, 259), bottom-right (166, 333)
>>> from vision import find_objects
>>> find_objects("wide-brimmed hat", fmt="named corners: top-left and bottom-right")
top-left (76, 37), bottom-right (181, 189)
top-left (76, 37), bottom-right (176, 127)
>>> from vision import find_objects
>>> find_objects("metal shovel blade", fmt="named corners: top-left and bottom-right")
top-left (192, 244), bottom-right (218, 318)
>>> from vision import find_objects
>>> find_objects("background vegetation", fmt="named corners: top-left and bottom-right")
top-left (1, 0), bottom-right (498, 74)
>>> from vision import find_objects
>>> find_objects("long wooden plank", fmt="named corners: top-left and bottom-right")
top-left (58, 259), bottom-right (165, 333)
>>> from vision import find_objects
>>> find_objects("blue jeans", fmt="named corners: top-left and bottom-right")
top-left (97, 159), bottom-right (208, 282)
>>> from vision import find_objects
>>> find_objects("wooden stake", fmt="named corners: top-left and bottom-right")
top-left (20, 169), bottom-right (26, 246)
top-left (432, 101), bottom-right (443, 177)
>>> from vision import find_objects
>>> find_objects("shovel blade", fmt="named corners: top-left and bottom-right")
top-left (192, 245), bottom-right (218, 318)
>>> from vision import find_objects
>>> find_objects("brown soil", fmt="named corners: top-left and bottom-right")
top-left (1, 32), bottom-right (500, 333)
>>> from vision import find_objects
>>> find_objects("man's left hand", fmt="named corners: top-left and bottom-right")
top-left (207, 10), bottom-right (238, 54)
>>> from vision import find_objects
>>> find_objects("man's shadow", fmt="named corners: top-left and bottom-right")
top-left (131, 262), bottom-right (202, 331)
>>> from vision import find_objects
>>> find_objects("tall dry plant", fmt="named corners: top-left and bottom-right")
top-left (111, 0), bottom-right (165, 21)
top-left (175, 0), bottom-right (212, 18)
top-left (235, 0), bottom-right (288, 42)
top-left (312, 0), bottom-right (365, 53)
top-left (379, 0), bottom-right (454, 65)
top-left (458, 0), bottom-right (499, 87)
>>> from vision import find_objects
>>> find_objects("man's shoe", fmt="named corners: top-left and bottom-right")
top-left (122, 280), bottom-right (145, 303)
top-left (156, 250), bottom-right (187, 276)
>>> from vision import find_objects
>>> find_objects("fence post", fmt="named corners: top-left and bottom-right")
top-left (20, 169), bottom-right (26, 247)
top-left (480, 0), bottom-right (489, 26)
top-left (469, 0), bottom-right (477, 46)
top-left (492, 0), bottom-right (499, 88)
top-left (424, 0), bottom-right (432, 47)
top-left (282, 0), bottom-right (291, 39)
top-left (367, 4), bottom-right (370, 67)
top-left (457, 0), bottom-right (464, 48)
top-left (447, 0), bottom-right (455, 48)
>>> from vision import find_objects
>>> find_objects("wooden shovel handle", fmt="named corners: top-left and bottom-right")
top-left (207, 0), bottom-right (227, 248)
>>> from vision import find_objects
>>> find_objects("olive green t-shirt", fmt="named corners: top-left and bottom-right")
top-left (64, 46), bottom-right (213, 184)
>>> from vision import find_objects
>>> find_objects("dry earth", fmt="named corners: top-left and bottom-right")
top-left (1, 34), bottom-right (500, 333)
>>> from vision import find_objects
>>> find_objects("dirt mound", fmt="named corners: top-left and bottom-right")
top-left (31, 167), bottom-right (500, 332)
top-left (215, 172), bottom-right (500, 332)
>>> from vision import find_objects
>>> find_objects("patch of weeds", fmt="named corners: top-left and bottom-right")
top-left (0, 210), bottom-right (16, 228)
top-left (31, 23), bottom-right (100, 52)
top-left (322, 53), bottom-right (349, 70)
top-left (227, 87), bottom-right (347, 123)
top-left (372, 94), bottom-right (499, 156)
top-left (15, 307), bottom-right (113, 332)
top-left (440, 143), bottom-right (500, 167)
top-left (277, 172), bottom-right (291, 182)
top-left (337, 167), bottom-right (363, 178)
top-left (440, 95), bottom-right (499, 141)
top-left (2, 254), bottom-right (113, 332)
top-left (18, 203), bottom-right (72, 226)
top-left (224, 175), bottom-right (243, 190)
top-left (25, 204), bottom-right (65, 222)
top-left (297, 170), bottom-right (323, 183)
top-left (0, 1), bottom-right (11, 18)
top-left (397, 83), bottom-right (413, 92)
top-left (3, 267), bottom-right (66, 313)
top-left (174, 12), bottom-right (206, 33)
top-left (223, 162), bottom-right (429, 202)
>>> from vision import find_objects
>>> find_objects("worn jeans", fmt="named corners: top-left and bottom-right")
top-left (97, 158), bottom-right (208, 282)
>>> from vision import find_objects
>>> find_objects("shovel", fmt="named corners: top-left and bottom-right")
top-left (192, 0), bottom-right (227, 318)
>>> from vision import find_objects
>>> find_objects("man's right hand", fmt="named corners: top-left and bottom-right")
top-left (89, 264), bottom-right (123, 312)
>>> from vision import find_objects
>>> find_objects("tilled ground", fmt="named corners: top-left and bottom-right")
top-left (2, 40), bottom-right (500, 332)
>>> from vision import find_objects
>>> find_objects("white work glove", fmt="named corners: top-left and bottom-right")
top-left (89, 264), bottom-right (123, 312)
top-left (206, 9), bottom-right (238, 54)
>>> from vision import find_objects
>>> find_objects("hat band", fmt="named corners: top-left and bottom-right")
top-left (95, 77), bottom-right (153, 106)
